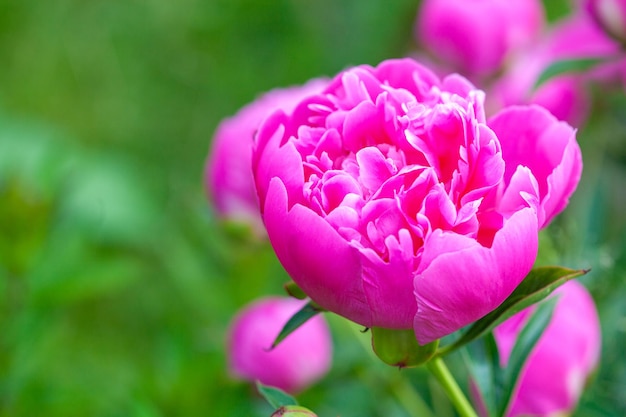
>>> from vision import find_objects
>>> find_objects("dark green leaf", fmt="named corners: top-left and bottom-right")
top-left (256, 381), bottom-right (298, 409)
top-left (437, 266), bottom-right (586, 356)
top-left (534, 58), bottom-right (606, 89)
top-left (498, 298), bottom-right (557, 417)
top-left (464, 333), bottom-right (502, 417)
top-left (271, 301), bottom-right (323, 349)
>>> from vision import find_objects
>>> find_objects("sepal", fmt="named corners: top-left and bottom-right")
top-left (371, 327), bottom-right (438, 368)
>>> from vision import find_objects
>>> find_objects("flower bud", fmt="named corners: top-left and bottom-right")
top-left (416, 0), bottom-right (544, 77)
top-left (491, 281), bottom-right (600, 416)
top-left (585, 0), bottom-right (626, 43)
top-left (270, 405), bottom-right (318, 417)
top-left (205, 79), bottom-right (327, 237)
top-left (488, 13), bottom-right (620, 126)
top-left (227, 297), bottom-right (332, 394)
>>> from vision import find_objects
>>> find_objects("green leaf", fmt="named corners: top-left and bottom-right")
top-left (533, 58), bottom-right (606, 89)
top-left (464, 333), bottom-right (502, 417)
top-left (271, 301), bottom-right (323, 349)
top-left (371, 327), bottom-right (439, 368)
top-left (270, 405), bottom-right (318, 417)
top-left (498, 298), bottom-right (557, 417)
top-left (437, 266), bottom-right (587, 356)
top-left (256, 381), bottom-right (298, 409)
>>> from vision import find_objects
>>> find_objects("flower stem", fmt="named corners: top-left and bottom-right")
top-left (390, 375), bottom-right (436, 417)
top-left (426, 356), bottom-right (479, 417)
top-left (344, 319), bottom-right (436, 417)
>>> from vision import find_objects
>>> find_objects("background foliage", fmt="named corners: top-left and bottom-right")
top-left (0, 0), bottom-right (624, 416)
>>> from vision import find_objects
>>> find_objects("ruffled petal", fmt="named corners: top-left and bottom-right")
top-left (374, 58), bottom-right (440, 100)
top-left (359, 228), bottom-right (419, 328)
top-left (263, 178), bottom-right (373, 326)
top-left (413, 207), bottom-right (538, 344)
top-left (489, 105), bottom-right (581, 227)
top-left (253, 111), bottom-right (306, 211)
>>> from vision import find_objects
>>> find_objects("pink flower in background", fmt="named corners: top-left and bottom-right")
top-left (253, 58), bottom-right (582, 344)
top-left (416, 0), bottom-right (544, 78)
top-left (488, 13), bottom-right (621, 126)
top-left (492, 281), bottom-right (601, 416)
top-left (227, 297), bottom-right (332, 394)
top-left (585, 0), bottom-right (626, 42)
top-left (205, 79), bottom-right (327, 236)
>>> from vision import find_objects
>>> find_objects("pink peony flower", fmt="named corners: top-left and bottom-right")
top-left (227, 297), bottom-right (332, 394)
top-left (416, 0), bottom-right (545, 78)
top-left (585, 0), bottom-right (626, 42)
top-left (252, 58), bottom-right (582, 344)
top-left (488, 13), bottom-right (621, 126)
top-left (492, 280), bottom-right (601, 416)
top-left (205, 79), bottom-right (327, 236)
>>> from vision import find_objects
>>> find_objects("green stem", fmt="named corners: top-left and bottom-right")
top-left (344, 319), bottom-right (436, 417)
top-left (390, 375), bottom-right (437, 417)
top-left (426, 356), bottom-right (479, 417)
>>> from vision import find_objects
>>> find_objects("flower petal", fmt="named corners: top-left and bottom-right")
top-left (495, 281), bottom-right (601, 416)
top-left (253, 111), bottom-right (306, 211)
top-left (359, 228), bottom-right (420, 328)
top-left (263, 177), bottom-right (373, 327)
top-left (413, 206), bottom-right (538, 344)
top-left (489, 105), bottom-right (581, 227)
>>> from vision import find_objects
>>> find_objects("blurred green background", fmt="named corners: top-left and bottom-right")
top-left (0, 0), bottom-right (624, 416)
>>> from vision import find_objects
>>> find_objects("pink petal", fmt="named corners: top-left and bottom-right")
top-left (342, 100), bottom-right (383, 152)
top-left (498, 165), bottom-right (541, 216)
top-left (320, 172), bottom-right (362, 212)
top-left (263, 177), bottom-right (373, 327)
top-left (459, 124), bottom-right (504, 205)
top-left (413, 206), bottom-right (539, 344)
top-left (253, 111), bottom-right (306, 211)
top-left (495, 281), bottom-right (601, 416)
top-left (227, 297), bottom-right (332, 394)
top-left (489, 105), bottom-right (581, 227)
top-left (356, 147), bottom-right (396, 195)
top-left (374, 58), bottom-right (440, 100)
top-left (205, 120), bottom-right (261, 231)
top-left (359, 228), bottom-right (420, 328)
top-left (417, 0), bottom-right (544, 76)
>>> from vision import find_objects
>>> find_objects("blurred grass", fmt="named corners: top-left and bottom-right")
top-left (0, 0), bottom-right (625, 416)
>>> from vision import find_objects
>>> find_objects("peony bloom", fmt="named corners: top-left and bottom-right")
top-left (585, 0), bottom-right (626, 42)
top-left (227, 297), bottom-right (332, 394)
top-left (253, 58), bottom-right (582, 344)
top-left (488, 13), bottom-right (621, 126)
top-left (416, 0), bottom-right (544, 78)
top-left (491, 280), bottom-right (601, 416)
top-left (205, 79), bottom-right (327, 236)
